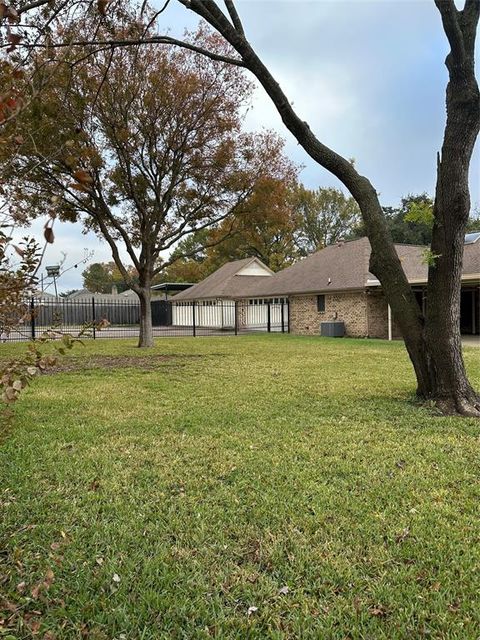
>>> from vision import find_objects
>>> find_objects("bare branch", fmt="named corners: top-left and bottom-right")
top-left (224, 0), bottom-right (244, 35)
top-left (17, 0), bottom-right (51, 15)
top-left (11, 35), bottom-right (246, 67)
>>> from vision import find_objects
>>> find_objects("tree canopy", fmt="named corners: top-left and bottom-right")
top-left (3, 21), bottom-right (296, 345)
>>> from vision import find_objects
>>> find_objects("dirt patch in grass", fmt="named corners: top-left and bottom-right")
top-left (45, 354), bottom-right (205, 374)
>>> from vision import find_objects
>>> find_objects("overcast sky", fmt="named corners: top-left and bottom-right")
top-left (16, 0), bottom-right (480, 292)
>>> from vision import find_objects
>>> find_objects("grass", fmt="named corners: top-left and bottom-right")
top-left (1, 335), bottom-right (479, 639)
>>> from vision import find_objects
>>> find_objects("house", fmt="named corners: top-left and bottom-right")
top-left (172, 236), bottom-right (480, 338)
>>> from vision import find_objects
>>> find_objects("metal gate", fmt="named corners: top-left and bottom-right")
top-left (151, 300), bottom-right (172, 326)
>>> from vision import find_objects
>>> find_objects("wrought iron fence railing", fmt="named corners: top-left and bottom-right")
top-left (0, 298), bottom-right (289, 342)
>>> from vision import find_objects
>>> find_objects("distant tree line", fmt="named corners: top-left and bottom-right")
top-left (158, 189), bottom-right (480, 284)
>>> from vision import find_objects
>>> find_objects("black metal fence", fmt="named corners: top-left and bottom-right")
top-left (1, 298), bottom-right (289, 342)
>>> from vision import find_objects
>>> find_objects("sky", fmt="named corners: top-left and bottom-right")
top-left (14, 0), bottom-right (480, 292)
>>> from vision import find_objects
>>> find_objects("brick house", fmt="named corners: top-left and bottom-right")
top-left (172, 236), bottom-right (480, 338)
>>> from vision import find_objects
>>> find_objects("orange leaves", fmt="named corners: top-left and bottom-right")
top-left (70, 169), bottom-right (93, 194)
top-left (0, 91), bottom-right (21, 124)
top-left (73, 169), bottom-right (93, 185)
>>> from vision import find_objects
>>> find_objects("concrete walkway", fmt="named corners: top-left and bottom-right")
top-left (463, 336), bottom-right (480, 347)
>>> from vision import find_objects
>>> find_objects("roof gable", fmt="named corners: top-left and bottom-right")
top-left (171, 257), bottom-right (273, 301)
top-left (236, 259), bottom-right (273, 277)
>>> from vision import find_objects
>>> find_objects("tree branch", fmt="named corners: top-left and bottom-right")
top-left (17, 0), bottom-right (51, 15)
top-left (434, 0), bottom-right (466, 64)
top-left (13, 35), bottom-right (246, 67)
top-left (459, 0), bottom-right (480, 58)
top-left (224, 0), bottom-right (244, 35)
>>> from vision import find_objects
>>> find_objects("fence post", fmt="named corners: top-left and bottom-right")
top-left (281, 301), bottom-right (285, 333)
top-left (267, 300), bottom-right (271, 333)
top-left (234, 301), bottom-right (238, 336)
top-left (30, 297), bottom-right (36, 341)
top-left (92, 297), bottom-right (96, 340)
top-left (192, 301), bottom-right (196, 337)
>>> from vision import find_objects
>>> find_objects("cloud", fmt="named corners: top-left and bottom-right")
top-left (171, 0), bottom-right (479, 206)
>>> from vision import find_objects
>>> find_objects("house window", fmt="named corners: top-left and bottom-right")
top-left (317, 295), bottom-right (326, 312)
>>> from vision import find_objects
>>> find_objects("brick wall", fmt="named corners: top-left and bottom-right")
top-left (289, 292), bottom-right (369, 337)
top-left (366, 292), bottom-right (388, 339)
top-left (366, 291), bottom-right (402, 339)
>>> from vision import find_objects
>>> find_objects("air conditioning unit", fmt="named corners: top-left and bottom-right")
top-left (320, 321), bottom-right (345, 337)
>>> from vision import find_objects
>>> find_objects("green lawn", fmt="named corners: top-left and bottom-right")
top-left (1, 335), bottom-right (479, 639)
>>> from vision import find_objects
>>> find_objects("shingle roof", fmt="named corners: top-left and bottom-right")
top-left (247, 238), bottom-right (479, 296)
top-left (253, 237), bottom-right (371, 296)
top-left (464, 242), bottom-right (480, 276)
top-left (172, 257), bottom-right (274, 301)
top-left (172, 237), bottom-right (480, 301)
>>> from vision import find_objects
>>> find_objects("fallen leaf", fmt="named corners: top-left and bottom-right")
top-left (112, 573), bottom-right (121, 583)
top-left (44, 568), bottom-right (54, 586)
top-left (31, 582), bottom-right (42, 599)
top-left (278, 585), bottom-right (289, 595)
top-left (88, 478), bottom-right (100, 491)
top-left (369, 604), bottom-right (388, 617)
top-left (2, 600), bottom-right (18, 612)
top-left (28, 618), bottom-right (41, 634)
top-left (247, 606), bottom-right (258, 616)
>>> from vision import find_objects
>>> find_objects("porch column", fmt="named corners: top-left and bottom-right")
top-left (473, 289), bottom-right (477, 335)
top-left (387, 304), bottom-right (392, 341)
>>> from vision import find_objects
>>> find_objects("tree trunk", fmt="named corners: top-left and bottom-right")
top-left (137, 284), bottom-right (153, 348)
top-left (422, 14), bottom-right (480, 416)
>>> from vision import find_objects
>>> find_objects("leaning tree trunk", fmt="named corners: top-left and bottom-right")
top-left (137, 280), bottom-right (154, 348)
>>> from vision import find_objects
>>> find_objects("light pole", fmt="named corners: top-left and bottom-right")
top-left (45, 265), bottom-right (60, 300)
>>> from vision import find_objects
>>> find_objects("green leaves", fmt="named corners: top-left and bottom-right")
top-left (404, 200), bottom-right (434, 228)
